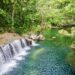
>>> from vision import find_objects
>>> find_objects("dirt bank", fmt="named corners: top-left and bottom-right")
top-left (0, 32), bottom-right (22, 45)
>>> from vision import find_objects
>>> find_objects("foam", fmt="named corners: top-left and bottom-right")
top-left (0, 49), bottom-right (29, 75)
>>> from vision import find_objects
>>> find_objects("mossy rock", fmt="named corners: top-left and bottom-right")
top-left (71, 27), bottom-right (75, 37)
top-left (70, 44), bottom-right (75, 50)
top-left (58, 29), bottom-right (70, 36)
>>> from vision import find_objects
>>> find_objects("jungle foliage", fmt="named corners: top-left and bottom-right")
top-left (0, 0), bottom-right (75, 34)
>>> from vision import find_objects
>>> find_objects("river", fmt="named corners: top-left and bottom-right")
top-left (4, 40), bottom-right (75, 75)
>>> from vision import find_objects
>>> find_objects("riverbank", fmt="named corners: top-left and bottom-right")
top-left (0, 31), bottom-right (44, 45)
top-left (0, 32), bottom-right (22, 45)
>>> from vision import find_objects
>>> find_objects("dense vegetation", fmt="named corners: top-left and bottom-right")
top-left (0, 0), bottom-right (75, 34)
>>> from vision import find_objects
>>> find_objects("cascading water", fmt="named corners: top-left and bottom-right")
top-left (20, 39), bottom-right (31, 50)
top-left (0, 38), bottom-right (39, 75)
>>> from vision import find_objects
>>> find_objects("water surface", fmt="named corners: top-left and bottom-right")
top-left (5, 40), bottom-right (75, 75)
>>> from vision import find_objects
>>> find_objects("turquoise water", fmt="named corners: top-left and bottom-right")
top-left (5, 40), bottom-right (75, 75)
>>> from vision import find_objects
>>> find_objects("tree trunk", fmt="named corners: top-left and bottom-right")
top-left (11, 3), bottom-right (15, 31)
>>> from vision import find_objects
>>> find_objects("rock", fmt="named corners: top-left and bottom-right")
top-left (22, 33), bottom-right (45, 41)
top-left (70, 44), bottom-right (75, 50)
top-left (58, 29), bottom-right (71, 36)
top-left (30, 34), bottom-right (45, 41)
top-left (52, 36), bottom-right (56, 39)
top-left (37, 34), bottom-right (45, 41)
top-left (71, 27), bottom-right (75, 37)
top-left (30, 34), bottom-right (37, 40)
top-left (25, 38), bottom-right (32, 46)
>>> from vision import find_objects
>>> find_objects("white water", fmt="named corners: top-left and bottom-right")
top-left (0, 38), bottom-right (39, 75)
top-left (32, 41), bottom-right (39, 46)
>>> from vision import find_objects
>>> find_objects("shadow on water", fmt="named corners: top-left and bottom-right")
top-left (5, 39), bottom-right (75, 75)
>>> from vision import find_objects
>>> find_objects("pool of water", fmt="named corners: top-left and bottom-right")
top-left (4, 40), bottom-right (75, 75)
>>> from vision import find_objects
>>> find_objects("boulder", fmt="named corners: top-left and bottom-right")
top-left (30, 34), bottom-right (45, 41)
top-left (70, 44), bottom-right (75, 50)
top-left (58, 29), bottom-right (71, 36)
top-left (71, 27), bottom-right (75, 37)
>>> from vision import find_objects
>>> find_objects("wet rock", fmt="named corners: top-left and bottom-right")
top-left (25, 38), bottom-right (32, 46)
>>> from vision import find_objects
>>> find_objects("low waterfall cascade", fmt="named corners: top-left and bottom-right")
top-left (0, 38), bottom-right (39, 75)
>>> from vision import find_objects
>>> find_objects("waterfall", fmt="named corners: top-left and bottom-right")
top-left (0, 38), bottom-right (39, 75)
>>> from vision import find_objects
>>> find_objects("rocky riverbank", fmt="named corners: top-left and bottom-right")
top-left (0, 32), bottom-right (45, 45)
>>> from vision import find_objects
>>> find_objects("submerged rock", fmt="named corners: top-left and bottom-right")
top-left (71, 27), bottom-right (75, 37)
top-left (58, 29), bottom-right (71, 36)
top-left (52, 36), bottom-right (56, 39)
top-left (70, 44), bottom-right (75, 50)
